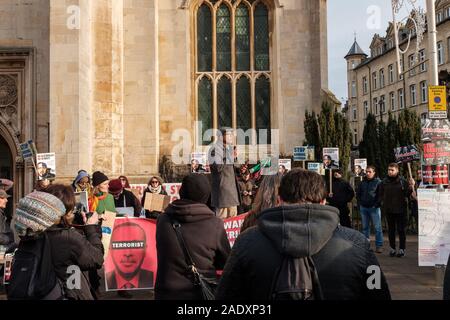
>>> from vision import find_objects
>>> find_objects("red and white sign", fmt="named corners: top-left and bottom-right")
top-left (223, 213), bottom-right (248, 247)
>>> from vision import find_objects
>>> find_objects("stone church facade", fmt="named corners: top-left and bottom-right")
top-left (0, 0), bottom-right (329, 201)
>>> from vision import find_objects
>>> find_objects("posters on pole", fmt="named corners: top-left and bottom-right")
top-left (308, 163), bottom-right (325, 176)
top-left (394, 145), bottom-right (421, 163)
top-left (428, 86), bottom-right (448, 119)
top-left (191, 152), bottom-right (210, 173)
top-left (19, 142), bottom-right (34, 160)
top-left (421, 119), bottom-right (450, 185)
top-left (354, 159), bottom-right (367, 176)
top-left (104, 217), bottom-right (157, 291)
top-left (418, 189), bottom-right (450, 266)
top-left (322, 148), bottom-right (340, 169)
top-left (293, 146), bottom-right (315, 162)
top-left (224, 213), bottom-right (248, 248)
top-left (36, 153), bottom-right (56, 180)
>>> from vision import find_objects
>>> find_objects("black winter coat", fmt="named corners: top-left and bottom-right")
top-left (216, 204), bottom-right (391, 300)
top-left (356, 177), bottom-right (381, 208)
top-left (113, 189), bottom-right (142, 217)
top-left (155, 199), bottom-right (231, 300)
top-left (327, 178), bottom-right (355, 210)
top-left (46, 224), bottom-right (104, 300)
top-left (378, 176), bottom-right (412, 214)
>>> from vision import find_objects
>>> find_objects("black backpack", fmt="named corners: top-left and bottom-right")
top-left (7, 233), bottom-right (64, 300)
top-left (270, 255), bottom-right (323, 300)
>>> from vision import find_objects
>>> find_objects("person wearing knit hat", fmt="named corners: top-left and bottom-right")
top-left (14, 191), bottom-right (66, 237)
top-left (89, 171), bottom-right (115, 215)
top-left (179, 174), bottom-right (211, 204)
top-left (109, 179), bottom-right (142, 218)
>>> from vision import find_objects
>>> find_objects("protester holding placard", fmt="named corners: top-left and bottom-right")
top-left (326, 169), bottom-right (355, 228)
top-left (141, 175), bottom-right (168, 219)
top-left (240, 173), bottom-right (283, 233)
top-left (109, 179), bottom-right (142, 217)
top-left (89, 171), bottom-right (116, 215)
top-left (155, 174), bottom-right (230, 300)
top-left (9, 185), bottom-right (103, 300)
top-left (378, 163), bottom-right (414, 258)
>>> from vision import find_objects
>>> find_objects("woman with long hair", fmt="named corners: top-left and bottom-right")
top-left (240, 173), bottom-right (283, 233)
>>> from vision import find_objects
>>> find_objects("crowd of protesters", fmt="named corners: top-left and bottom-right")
top-left (1, 129), bottom-right (450, 300)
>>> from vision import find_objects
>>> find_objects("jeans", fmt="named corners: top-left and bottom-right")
top-left (360, 206), bottom-right (384, 248)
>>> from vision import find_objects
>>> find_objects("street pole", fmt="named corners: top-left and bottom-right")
top-left (426, 0), bottom-right (446, 288)
top-left (427, 0), bottom-right (439, 86)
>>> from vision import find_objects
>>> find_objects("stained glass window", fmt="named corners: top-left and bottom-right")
top-left (217, 77), bottom-right (232, 128)
top-left (255, 77), bottom-right (271, 143)
top-left (216, 4), bottom-right (231, 71)
top-left (236, 76), bottom-right (251, 132)
top-left (235, 4), bottom-right (250, 71)
top-left (198, 77), bottom-right (213, 145)
top-left (254, 3), bottom-right (269, 71)
top-left (197, 4), bottom-right (212, 72)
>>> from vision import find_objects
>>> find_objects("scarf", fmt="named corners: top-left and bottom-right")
top-left (149, 185), bottom-right (162, 194)
top-left (89, 192), bottom-right (108, 213)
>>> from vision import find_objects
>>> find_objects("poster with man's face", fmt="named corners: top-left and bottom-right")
top-left (104, 218), bottom-right (157, 291)
top-left (354, 159), bottom-right (367, 176)
top-left (322, 148), bottom-right (340, 169)
top-left (190, 152), bottom-right (210, 173)
top-left (36, 153), bottom-right (56, 181)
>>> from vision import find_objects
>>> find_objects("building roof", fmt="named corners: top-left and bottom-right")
top-left (345, 40), bottom-right (368, 59)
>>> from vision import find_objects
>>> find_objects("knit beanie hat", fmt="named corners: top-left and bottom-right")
top-left (92, 171), bottom-right (109, 188)
top-left (109, 179), bottom-right (123, 195)
top-left (179, 174), bottom-right (211, 204)
top-left (15, 191), bottom-right (66, 237)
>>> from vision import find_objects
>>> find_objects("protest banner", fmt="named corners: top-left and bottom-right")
top-left (394, 145), bottom-right (421, 163)
top-left (102, 211), bottom-right (117, 259)
top-left (129, 184), bottom-right (148, 201)
top-left (293, 146), bottom-right (315, 162)
top-left (191, 152), bottom-right (210, 173)
top-left (421, 119), bottom-right (450, 185)
top-left (144, 192), bottom-right (171, 212)
top-left (354, 159), bottom-right (367, 176)
top-left (223, 213), bottom-right (248, 248)
top-left (428, 85), bottom-right (448, 119)
top-left (74, 191), bottom-right (89, 213)
top-left (418, 189), bottom-right (450, 266)
top-left (308, 163), bottom-right (325, 176)
top-left (278, 159), bottom-right (292, 173)
top-left (36, 153), bottom-right (56, 180)
top-left (163, 183), bottom-right (182, 202)
top-left (104, 218), bottom-right (157, 291)
top-left (322, 148), bottom-right (340, 169)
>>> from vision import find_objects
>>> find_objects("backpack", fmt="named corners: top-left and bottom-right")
top-left (7, 233), bottom-right (64, 300)
top-left (269, 255), bottom-right (323, 300)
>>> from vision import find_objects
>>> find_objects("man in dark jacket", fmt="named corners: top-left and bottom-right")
top-left (208, 128), bottom-right (241, 219)
top-left (216, 169), bottom-right (391, 300)
top-left (327, 169), bottom-right (355, 228)
top-left (356, 165), bottom-right (383, 253)
top-left (155, 174), bottom-right (231, 300)
top-left (109, 179), bottom-right (142, 217)
top-left (378, 163), bottom-right (414, 258)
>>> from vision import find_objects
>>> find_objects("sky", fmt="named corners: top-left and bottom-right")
top-left (328, 0), bottom-right (427, 104)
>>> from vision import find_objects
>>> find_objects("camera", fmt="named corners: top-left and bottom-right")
top-left (73, 203), bottom-right (93, 226)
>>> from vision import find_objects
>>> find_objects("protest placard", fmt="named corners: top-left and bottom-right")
top-left (294, 146), bottom-right (315, 162)
top-left (102, 211), bottom-right (117, 259)
top-left (278, 159), bottom-right (292, 173)
top-left (354, 159), bottom-right (367, 176)
top-left (223, 213), bottom-right (248, 248)
top-left (104, 218), bottom-right (157, 291)
top-left (394, 145), bottom-right (421, 163)
top-left (144, 192), bottom-right (171, 212)
top-left (191, 152), bottom-right (210, 173)
top-left (163, 183), bottom-right (182, 203)
top-left (308, 163), bottom-right (325, 175)
top-left (323, 148), bottom-right (340, 169)
top-left (36, 153), bottom-right (56, 180)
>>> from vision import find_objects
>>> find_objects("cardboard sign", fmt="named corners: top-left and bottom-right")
top-left (104, 218), bottom-right (157, 291)
top-left (428, 86), bottom-right (448, 119)
top-left (101, 211), bottom-right (117, 259)
top-left (144, 192), bottom-right (171, 212)
top-left (223, 213), bottom-right (248, 247)
top-left (294, 146), bottom-right (315, 161)
top-left (323, 148), bottom-right (340, 169)
top-left (394, 145), bottom-right (420, 163)
top-left (36, 153), bottom-right (56, 180)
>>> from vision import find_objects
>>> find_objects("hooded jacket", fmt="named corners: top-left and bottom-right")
top-left (155, 199), bottom-right (231, 300)
top-left (216, 204), bottom-right (391, 300)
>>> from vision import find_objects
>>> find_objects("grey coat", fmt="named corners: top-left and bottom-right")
top-left (208, 142), bottom-right (240, 209)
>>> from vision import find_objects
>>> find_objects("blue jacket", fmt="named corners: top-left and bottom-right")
top-left (356, 177), bottom-right (381, 208)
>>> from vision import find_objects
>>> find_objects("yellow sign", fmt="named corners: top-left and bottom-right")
top-left (428, 86), bottom-right (447, 112)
